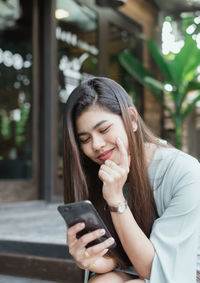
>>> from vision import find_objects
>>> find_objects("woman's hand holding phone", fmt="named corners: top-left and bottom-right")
top-left (67, 222), bottom-right (116, 271)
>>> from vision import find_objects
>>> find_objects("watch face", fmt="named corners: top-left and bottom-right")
top-left (118, 203), bottom-right (126, 213)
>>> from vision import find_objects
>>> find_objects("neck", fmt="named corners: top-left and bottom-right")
top-left (145, 143), bottom-right (157, 167)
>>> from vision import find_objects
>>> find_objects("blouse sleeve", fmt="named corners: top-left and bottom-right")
top-left (145, 156), bottom-right (200, 283)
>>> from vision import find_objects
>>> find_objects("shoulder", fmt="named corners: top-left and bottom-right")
top-left (153, 146), bottom-right (200, 175)
top-left (151, 147), bottom-right (200, 217)
top-left (159, 147), bottom-right (200, 179)
top-left (150, 146), bottom-right (200, 202)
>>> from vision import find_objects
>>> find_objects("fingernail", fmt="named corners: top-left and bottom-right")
top-left (79, 223), bottom-right (85, 228)
top-left (98, 229), bottom-right (105, 235)
top-left (108, 238), bottom-right (115, 244)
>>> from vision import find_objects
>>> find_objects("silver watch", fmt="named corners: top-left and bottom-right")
top-left (108, 200), bottom-right (127, 213)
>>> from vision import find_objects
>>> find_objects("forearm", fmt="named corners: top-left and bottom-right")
top-left (78, 254), bottom-right (117, 274)
top-left (111, 206), bottom-right (155, 279)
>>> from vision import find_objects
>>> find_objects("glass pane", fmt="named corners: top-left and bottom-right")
top-left (0, 0), bottom-right (33, 179)
top-left (56, 0), bottom-right (98, 179)
top-left (108, 23), bottom-right (143, 114)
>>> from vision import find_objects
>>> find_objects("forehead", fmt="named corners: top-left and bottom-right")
top-left (75, 105), bottom-right (120, 131)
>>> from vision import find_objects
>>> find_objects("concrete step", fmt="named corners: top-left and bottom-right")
top-left (0, 274), bottom-right (59, 283)
top-left (0, 252), bottom-right (82, 283)
top-left (0, 201), bottom-right (82, 282)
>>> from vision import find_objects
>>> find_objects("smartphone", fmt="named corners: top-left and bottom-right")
top-left (57, 200), bottom-right (116, 248)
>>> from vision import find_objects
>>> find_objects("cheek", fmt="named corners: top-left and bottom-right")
top-left (120, 133), bottom-right (129, 152)
top-left (80, 144), bottom-right (92, 158)
top-left (80, 144), bottom-right (88, 155)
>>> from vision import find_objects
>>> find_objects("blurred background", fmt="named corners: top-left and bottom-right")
top-left (0, 0), bottom-right (200, 282)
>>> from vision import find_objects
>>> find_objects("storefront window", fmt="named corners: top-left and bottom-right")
top-left (108, 23), bottom-right (143, 113)
top-left (56, 0), bottom-right (98, 178)
top-left (0, 0), bottom-right (33, 179)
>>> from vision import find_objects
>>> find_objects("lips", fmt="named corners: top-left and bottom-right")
top-left (98, 148), bottom-right (114, 161)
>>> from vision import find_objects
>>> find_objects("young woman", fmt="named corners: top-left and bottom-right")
top-left (63, 77), bottom-right (200, 283)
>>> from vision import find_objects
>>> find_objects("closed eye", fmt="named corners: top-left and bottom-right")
top-left (99, 125), bottom-right (111, 134)
top-left (79, 137), bottom-right (90, 144)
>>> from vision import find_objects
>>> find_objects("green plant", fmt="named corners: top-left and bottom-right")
top-left (119, 35), bottom-right (200, 149)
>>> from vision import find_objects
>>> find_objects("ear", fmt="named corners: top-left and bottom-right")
top-left (128, 107), bottom-right (138, 132)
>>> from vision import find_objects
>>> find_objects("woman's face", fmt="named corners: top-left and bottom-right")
top-left (76, 106), bottom-right (134, 165)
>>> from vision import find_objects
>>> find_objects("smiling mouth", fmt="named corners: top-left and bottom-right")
top-left (98, 148), bottom-right (114, 161)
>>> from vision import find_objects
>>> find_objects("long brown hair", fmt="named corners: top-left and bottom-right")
top-left (63, 77), bottom-right (160, 267)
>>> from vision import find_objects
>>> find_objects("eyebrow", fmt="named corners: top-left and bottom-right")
top-left (77, 120), bottom-right (108, 136)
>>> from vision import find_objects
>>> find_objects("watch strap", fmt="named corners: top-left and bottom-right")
top-left (108, 200), bottom-right (128, 213)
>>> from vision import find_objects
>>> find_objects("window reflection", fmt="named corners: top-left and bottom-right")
top-left (0, 0), bottom-right (33, 179)
top-left (108, 24), bottom-right (143, 113)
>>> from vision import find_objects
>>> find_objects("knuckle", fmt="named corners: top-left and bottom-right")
top-left (115, 173), bottom-right (121, 180)
top-left (76, 254), bottom-right (82, 262)
top-left (67, 229), bottom-right (72, 237)
top-left (82, 261), bottom-right (89, 269)
top-left (67, 227), bottom-right (75, 236)
top-left (101, 164), bottom-right (106, 170)
top-left (108, 176), bottom-right (114, 183)
top-left (88, 246), bottom-right (94, 254)
top-left (79, 236), bottom-right (87, 245)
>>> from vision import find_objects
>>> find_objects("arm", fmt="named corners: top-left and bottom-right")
top-left (110, 205), bottom-right (154, 279)
top-left (99, 138), bottom-right (155, 279)
top-left (79, 254), bottom-right (117, 273)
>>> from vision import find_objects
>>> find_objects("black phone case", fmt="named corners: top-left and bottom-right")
top-left (57, 200), bottom-right (116, 248)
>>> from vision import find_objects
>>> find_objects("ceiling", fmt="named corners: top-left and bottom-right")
top-left (154, 0), bottom-right (200, 15)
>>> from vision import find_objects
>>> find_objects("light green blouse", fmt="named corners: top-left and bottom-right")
top-left (145, 146), bottom-right (200, 282)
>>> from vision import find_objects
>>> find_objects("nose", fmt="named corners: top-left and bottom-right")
top-left (92, 135), bottom-right (106, 151)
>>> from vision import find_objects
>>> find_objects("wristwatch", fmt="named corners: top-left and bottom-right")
top-left (108, 200), bottom-right (128, 213)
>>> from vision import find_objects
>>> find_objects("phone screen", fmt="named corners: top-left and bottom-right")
top-left (57, 200), bottom-right (116, 248)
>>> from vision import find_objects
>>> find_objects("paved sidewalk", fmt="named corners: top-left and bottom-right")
top-left (0, 201), bottom-right (66, 244)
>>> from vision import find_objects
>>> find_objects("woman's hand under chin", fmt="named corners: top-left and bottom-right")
top-left (98, 137), bottom-right (130, 206)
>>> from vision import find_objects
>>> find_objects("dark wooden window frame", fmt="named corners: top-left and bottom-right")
top-left (0, 0), bottom-right (40, 203)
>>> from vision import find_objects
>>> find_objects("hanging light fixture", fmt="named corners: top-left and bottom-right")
top-left (55, 9), bottom-right (70, 19)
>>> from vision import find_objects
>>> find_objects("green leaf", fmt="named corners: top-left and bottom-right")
top-left (144, 77), bottom-right (165, 92)
top-left (186, 81), bottom-right (200, 92)
top-left (176, 80), bottom-right (200, 109)
top-left (119, 50), bottom-right (172, 114)
top-left (119, 50), bottom-right (152, 85)
top-left (140, 34), bottom-right (173, 82)
top-left (182, 93), bottom-right (200, 119)
top-left (169, 38), bottom-right (200, 86)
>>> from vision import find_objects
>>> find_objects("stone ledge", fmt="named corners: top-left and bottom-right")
top-left (0, 253), bottom-right (82, 283)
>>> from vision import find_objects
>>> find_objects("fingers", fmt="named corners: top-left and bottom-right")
top-left (67, 222), bottom-right (85, 246)
top-left (98, 162), bottom-right (121, 184)
top-left (87, 236), bottom-right (115, 256)
top-left (77, 228), bottom-right (105, 248)
top-left (67, 223), bottom-right (115, 254)
top-left (77, 236), bottom-right (115, 270)
top-left (67, 225), bottom-right (115, 270)
top-left (115, 137), bottom-right (130, 170)
top-left (77, 247), bottom-right (109, 270)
